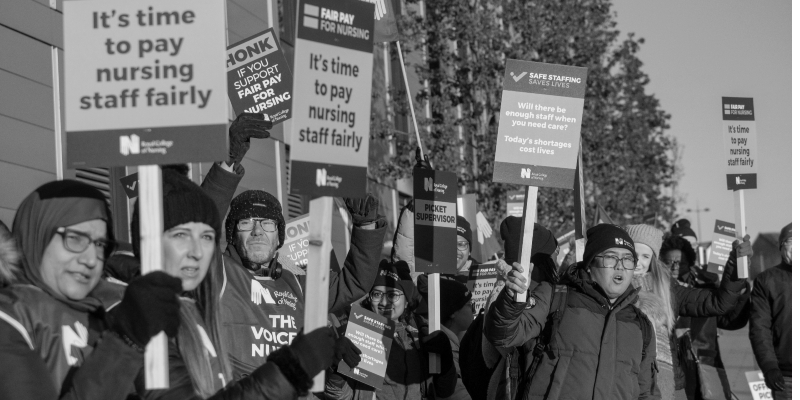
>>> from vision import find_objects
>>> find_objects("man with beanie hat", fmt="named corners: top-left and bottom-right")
top-left (456, 216), bottom-right (478, 275)
top-left (219, 189), bottom-right (388, 378)
top-left (750, 222), bottom-right (792, 399)
top-left (484, 223), bottom-right (658, 400)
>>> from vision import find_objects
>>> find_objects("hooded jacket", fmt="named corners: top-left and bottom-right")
top-left (749, 262), bottom-right (791, 376)
top-left (484, 263), bottom-right (658, 400)
top-left (0, 180), bottom-right (138, 400)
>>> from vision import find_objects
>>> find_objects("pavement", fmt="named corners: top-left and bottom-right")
top-left (718, 323), bottom-right (761, 400)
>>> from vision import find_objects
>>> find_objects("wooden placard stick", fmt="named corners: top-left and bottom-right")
top-left (516, 186), bottom-right (539, 303)
top-left (305, 196), bottom-right (333, 392)
top-left (428, 273), bottom-right (441, 373)
top-left (138, 165), bottom-right (168, 389)
top-left (733, 190), bottom-right (748, 279)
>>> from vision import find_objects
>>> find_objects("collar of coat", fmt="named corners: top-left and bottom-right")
top-left (560, 262), bottom-right (639, 309)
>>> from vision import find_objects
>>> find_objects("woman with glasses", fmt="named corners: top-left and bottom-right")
top-left (0, 180), bottom-right (182, 399)
top-left (624, 225), bottom-right (750, 400)
top-left (325, 260), bottom-right (459, 400)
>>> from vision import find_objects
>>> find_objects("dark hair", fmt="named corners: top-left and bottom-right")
top-left (659, 235), bottom-right (696, 266)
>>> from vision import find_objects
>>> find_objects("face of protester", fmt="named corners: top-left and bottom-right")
top-left (40, 219), bottom-right (107, 300)
top-left (234, 218), bottom-right (280, 267)
top-left (370, 285), bottom-right (407, 321)
top-left (663, 249), bottom-right (684, 279)
top-left (633, 243), bottom-right (654, 276)
top-left (162, 222), bottom-right (216, 291)
top-left (589, 247), bottom-right (635, 303)
top-left (456, 235), bottom-right (470, 271)
top-left (781, 238), bottom-right (792, 265)
top-left (448, 301), bottom-right (475, 334)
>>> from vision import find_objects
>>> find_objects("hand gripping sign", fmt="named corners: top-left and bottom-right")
top-left (338, 306), bottom-right (395, 388)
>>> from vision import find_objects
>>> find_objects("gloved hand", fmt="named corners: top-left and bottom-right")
top-left (333, 336), bottom-right (362, 368)
top-left (413, 146), bottom-right (432, 170)
top-left (291, 327), bottom-right (336, 378)
top-left (764, 368), bottom-right (786, 392)
top-left (108, 271), bottom-right (182, 347)
top-left (344, 193), bottom-right (379, 226)
top-left (421, 330), bottom-right (454, 373)
top-left (726, 234), bottom-right (752, 281)
top-left (228, 113), bottom-right (272, 167)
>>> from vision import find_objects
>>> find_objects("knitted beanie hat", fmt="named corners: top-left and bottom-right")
top-left (456, 216), bottom-right (472, 250)
top-left (670, 218), bottom-right (697, 240)
top-left (583, 223), bottom-right (637, 265)
top-left (779, 223), bottom-right (792, 246)
top-left (439, 278), bottom-right (472, 323)
top-left (371, 260), bottom-right (418, 308)
top-left (131, 169), bottom-right (220, 258)
top-left (625, 224), bottom-right (664, 256)
top-left (225, 190), bottom-right (285, 247)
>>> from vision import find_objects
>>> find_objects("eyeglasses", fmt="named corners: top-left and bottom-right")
top-left (594, 254), bottom-right (636, 270)
top-left (456, 241), bottom-right (470, 251)
top-left (55, 228), bottom-right (113, 260)
top-left (237, 218), bottom-right (277, 232)
top-left (369, 290), bottom-right (404, 303)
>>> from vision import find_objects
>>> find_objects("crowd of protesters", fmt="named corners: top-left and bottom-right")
top-left (0, 114), bottom-right (791, 400)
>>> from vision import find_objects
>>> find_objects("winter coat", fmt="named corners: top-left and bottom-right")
top-left (219, 221), bottom-right (386, 378)
top-left (749, 262), bottom-right (791, 376)
top-left (483, 263), bottom-right (659, 400)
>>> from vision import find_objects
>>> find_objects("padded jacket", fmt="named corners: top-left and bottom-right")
top-left (484, 263), bottom-right (658, 400)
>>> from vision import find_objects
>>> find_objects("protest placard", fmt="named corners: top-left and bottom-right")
top-left (722, 97), bottom-right (757, 190)
top-left (276, 214), bottom-right (311, 270)
top-left (338, 306), bottom-right (395, 388)
top-left (745, 371), bottom-right (773, 400)
top-left (413, 168), bottom-right (458, 274)
top-left (706, 220), bottom-right (736, 277)
top-left (289, 0), bottom-right (375, 197)
top-left (226, 28), bottom-right (293, 122)
top-left (492, 60), bottom-right (588, 189)
top-left (63, 0), bottom-right (229, 168)
top-left (506, 190), bottom-right (525, 218)
top-left (467, 264), bottom-right (498, 315)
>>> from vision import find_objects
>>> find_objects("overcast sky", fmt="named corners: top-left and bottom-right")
top-left (611, 1), bottom-right (791, 241)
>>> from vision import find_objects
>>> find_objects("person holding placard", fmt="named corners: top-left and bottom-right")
top-left (325, 261), bottom-right (459, 400)
top-left (484, 224), bottom-right (658, 400)
top-left (0, 180), bottom-right (181, 399)
top-left (219, 190), bottom-right (387, 380)
top-left (624, 224), bottom-right (751, 400)
top-left (129, 169), bottom-right (337, 399)
top-left (749, 223), bottom-right (792, 400)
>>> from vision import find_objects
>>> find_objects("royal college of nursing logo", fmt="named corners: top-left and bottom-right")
top-left (735, 176), bottom-right (747, 185)
top-left (119, 133), bottom-right (174, 156)
top-left (120, 134), bottom-right (140, 155)
top-left (315, 168), bottom-right (343, 188)
top-left (62, 321), bottom-right (89, 366)
top-left (251, 280), bottom-right (277, 305)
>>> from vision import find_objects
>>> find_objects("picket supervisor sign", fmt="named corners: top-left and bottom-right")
top-left (492, 60), bottom-right (588, 189)
top-left (413, 168), bottom-right (458, 274)
top-left (63, 0), bottom-right (229, 168)
top-left (338, 306), bottom-right (395, 388)
top-left (226, 28), bottom-right (293, 123)
top-left (289, 0), bottom-right (374, 197)
top-left (722, 97), bottom-right (757, 190)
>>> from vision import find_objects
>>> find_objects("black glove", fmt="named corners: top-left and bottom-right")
top-left (291, 327), bottom-right (336, 378)
top-left (726, 234), bottom-right (753, 281)
top-left (413, 146), bottom-right (432, 170)
top-left (344, 193), bottom-right (379, 226)
top-left (228, 113), bottom-right (272, 167)
top-left (421, 330), bottom-right (454, 373)
top-left (108, 271), bottom-right (182, 347)
top-left (764, 369), bottom-right (786, 392)
top-left (333, 336), bottom-right (362, 368)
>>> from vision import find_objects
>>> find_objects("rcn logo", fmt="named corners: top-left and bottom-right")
top-left (614, 237), bottom-right (633, 248)
top-left (316, 168), bottom-right (327, 187)
top-left (62, 321), bottom-right (89, 366)
top-left (120, 134), bottom-right (140, 156)
top-left (353, 367), bottom-right (367, 378)
top-left (251, 280), bottom-right (277, 305)
top-left (424, 177), bottom-right (433, 192)
top-left (735, 176), bottom-right (747, 185)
